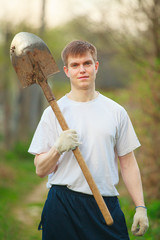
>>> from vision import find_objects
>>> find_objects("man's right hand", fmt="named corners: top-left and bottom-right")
top-left (54, 129), bottom-right (81, 155)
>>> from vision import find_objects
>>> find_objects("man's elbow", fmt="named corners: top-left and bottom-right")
top-left (34, 161), bottom-right (46, 178)
top-left (34, 155), bottom-right (45, 178)
top-left (35, 168), bottom-right (46, 178)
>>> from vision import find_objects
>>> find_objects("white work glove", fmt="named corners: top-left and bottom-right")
top-left (131, 206), bottom-right (149, 236)
top-left (54, 129), bottom-right (81, 155)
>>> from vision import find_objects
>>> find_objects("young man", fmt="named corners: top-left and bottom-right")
top-left (28, 40), bottom-right (149, 240)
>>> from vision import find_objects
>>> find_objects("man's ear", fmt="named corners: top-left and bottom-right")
top-left (95, 61), bottom-right (99, 73)
top-left (63, 66), bottom-right (70, 78)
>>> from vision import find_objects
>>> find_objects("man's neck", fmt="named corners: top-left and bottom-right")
top-left (67, 89), bottom-right (99, 102)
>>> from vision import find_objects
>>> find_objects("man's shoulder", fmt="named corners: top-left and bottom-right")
top-left (41, 95), bottom-right (67, 119)
top-left (99, 94), bottom-right (128, 120)
top-left (43, 96), bottom-right (66, 114)
top-left (99, 93), bottom-right (125, 110)
top-left (57, 95), bottom-right (67, 104)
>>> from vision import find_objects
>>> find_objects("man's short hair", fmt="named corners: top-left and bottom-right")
top-left (61, 40), bottom-right (97, 66)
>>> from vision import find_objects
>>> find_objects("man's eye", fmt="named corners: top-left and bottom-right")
top-left (72, 64), bottom-right (78, 68)
top-left (85, 62), bottom-right (92, 66)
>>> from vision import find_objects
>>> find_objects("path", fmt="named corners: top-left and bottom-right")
top-left (13, 180), bottom-right (48, 226)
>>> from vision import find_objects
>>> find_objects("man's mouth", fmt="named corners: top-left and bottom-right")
top-left (78, 76), bottom-right (89, 79)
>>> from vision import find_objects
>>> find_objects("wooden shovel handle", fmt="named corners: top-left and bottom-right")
top-left (73, 147), bottom-right (114, 225)
top-left (40, 81), bottom-right (113, 226)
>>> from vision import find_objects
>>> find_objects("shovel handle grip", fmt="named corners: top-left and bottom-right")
top-left (40, 81), bottom-right (113, 226)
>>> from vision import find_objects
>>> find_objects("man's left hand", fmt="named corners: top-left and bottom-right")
top-left (131, 207), bottom-right (149, 236)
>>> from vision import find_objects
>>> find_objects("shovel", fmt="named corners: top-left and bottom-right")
top-left (10, 32), bottom-right (113, 226)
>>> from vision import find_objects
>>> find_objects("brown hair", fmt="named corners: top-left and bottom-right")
top-left (61, 40), bottom-right (97, 66)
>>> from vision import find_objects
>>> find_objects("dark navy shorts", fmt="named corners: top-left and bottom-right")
top-left (38, 185), bottom-right (130, 240)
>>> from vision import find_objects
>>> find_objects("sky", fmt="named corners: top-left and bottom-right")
top-left (0, 0), bottom-right (148, 35)
top-left (0, 0), bottom-right (100, 28)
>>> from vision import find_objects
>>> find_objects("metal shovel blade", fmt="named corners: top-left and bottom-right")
top-left (10, 32), bottom-right (59, 88)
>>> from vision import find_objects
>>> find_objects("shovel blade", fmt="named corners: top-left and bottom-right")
top-left (10, 32), bottom-right (59, 88)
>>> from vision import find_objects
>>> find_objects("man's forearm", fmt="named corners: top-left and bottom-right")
top-left (119, 152), bottom-right (145, 206)
top-left (34, 146), bottom-right (60, 178)
top-left (34, 129), bottom-right (80, 178)
top-left (119, 152), bottom-right (149, 236)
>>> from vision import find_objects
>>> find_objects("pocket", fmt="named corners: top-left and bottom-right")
top-left (96, 197), bottom-right (117, 225)
top-left (111, 199), bottom-right (129, 238)
top-left (112, 199), bottom-right (125, 224)
top-left (38, 197), bottom-right (49, 230)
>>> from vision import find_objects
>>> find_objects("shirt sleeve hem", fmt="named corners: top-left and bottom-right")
top-left (117, 143), bottom-right (141, 157)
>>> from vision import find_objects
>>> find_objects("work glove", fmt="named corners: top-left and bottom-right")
top-left (131, 206), bottom-right (149, 236)
top-left (54, 129), bottom-right (81, 155)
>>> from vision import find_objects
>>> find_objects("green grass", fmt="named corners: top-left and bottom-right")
top-left (119, 197), bottom-right (160, 240)
top-left (0, 142), bottom-right (44, 240)
top-left (1, 142), bottom-right (159, 240)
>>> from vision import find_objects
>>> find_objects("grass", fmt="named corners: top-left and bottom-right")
top-left (1, 142), bottom-right (159, 240)
top-left (119, 197), bottom-right (160, 240)
top-left (0, 142), bottom-right (44, 240)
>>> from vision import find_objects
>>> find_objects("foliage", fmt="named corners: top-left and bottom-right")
top-left (0, 144), bottom-right (43, 240)
top-left (120, 197), bottom-right (160, 240)
top-left (41, 15), bottom-right (133, 89)
top-left (130, 64), bottom-right (160, 200)
top-left (0, 142), bottom-right (159, 239)
top-left (5, 141), bottom-right (31, 160)
top-left (0, 1), bottom-right (160, 238)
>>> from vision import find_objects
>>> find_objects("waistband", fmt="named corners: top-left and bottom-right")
top-left (51, 184), bottom-right (117, 200)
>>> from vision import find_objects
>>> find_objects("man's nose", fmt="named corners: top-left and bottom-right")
top-left (79, 64), bottom-right (86, 73)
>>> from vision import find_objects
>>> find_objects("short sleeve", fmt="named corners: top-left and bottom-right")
top-left (28, 108), bottom-right (57, 155)
top-left (115, 110), bottom-right (141, 156)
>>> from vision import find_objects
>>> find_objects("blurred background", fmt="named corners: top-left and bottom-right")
top-left (0, 0), bottom-right (159, 239)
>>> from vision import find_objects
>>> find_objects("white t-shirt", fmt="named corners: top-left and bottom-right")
top-left (28, 93), bottom-right (140, 196)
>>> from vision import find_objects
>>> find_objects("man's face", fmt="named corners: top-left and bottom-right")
top-left (64, 51), bottom-right (99, 91)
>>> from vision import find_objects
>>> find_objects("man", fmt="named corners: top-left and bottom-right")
top-left (28, 40), bottom-right (149, 240)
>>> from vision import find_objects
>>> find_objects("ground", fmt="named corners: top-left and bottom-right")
top-left (13, 180), bottom-right (48, 226)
